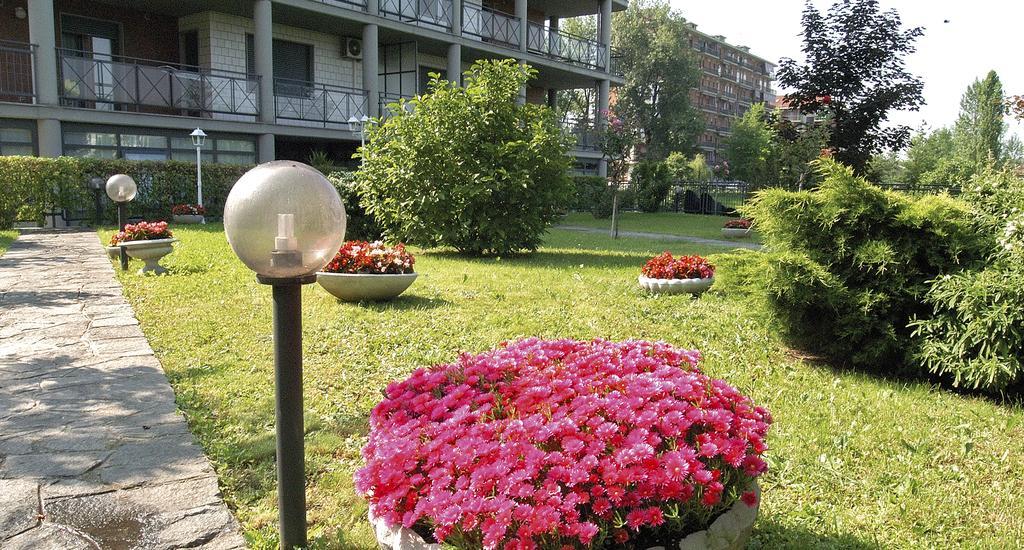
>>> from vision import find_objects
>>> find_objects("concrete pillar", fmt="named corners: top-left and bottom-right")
top-left (37, 119), bottom-right (62, 157)
top-left (547, 88), bottom-right (556, 108)
top-left (451, 0), bottom-right (462, 35)
top-left (447, 43), bottom-right (461, 86)
top-left (599, 0), bottom-right (612, 72)
top-left (258, 134), bottom-right (275, 163)
top-left (28, 0), bottom-right (58, 105)
top-left (597, 78), bottom-right (610, 177)
top-left (254, 0), bottom-right (275, 123)
top-left (548, 16), bottom-right (559, 55)
top-left (515, 0), bottom-right (527, 52)
top-left (366, 0), bottom-right (379, 16)
top-left (363, 24), bottom-right (379, 117)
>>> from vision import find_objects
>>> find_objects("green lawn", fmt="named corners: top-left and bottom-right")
top-left (561, 212), bottom-right (760, 243)
top-left (0, 229), bottom-right (17, 256)
top-left (101, 225), bottom-right (1024, 549)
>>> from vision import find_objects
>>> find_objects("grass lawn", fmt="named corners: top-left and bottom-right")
top-left (100, 224), bottom-right (1024, 549)
top-left (561, 212), bottom-right (760, 243)
top-left (0, 229), bottom-right (17, 256)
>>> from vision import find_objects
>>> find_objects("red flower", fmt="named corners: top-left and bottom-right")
top-left (741, 491), bottom-right (758, 508)
top-left (640, 252), bottom-right (714, 280)
top-left (109, 221), bottom-right (172, 245)
top-left (172, 204), bottom-right (206, 216)
top-left (322, 241), bottom-right (415, 274)
top-left (723, 219), bottom-right (752, 229)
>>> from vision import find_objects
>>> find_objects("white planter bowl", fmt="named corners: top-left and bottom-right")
top-left (120, 238), bottom-right (177, 275)
top-left (639, 275), bottom-right (714, 295)
top-left (173, 214), bottom-right (205, 224)
top-left (105, 245), bottom-right (122, 260)
top-left (369, 482), bottom-right (759, 550)
top-left (316, 272), bottom-right (418, 302)
top-left (721, 227), bottom-right (752, 239)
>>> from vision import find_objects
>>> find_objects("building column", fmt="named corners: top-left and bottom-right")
top-left (451, 0), bottom-right (462, 36)
top-left (597, 78), bottom-right (610, 177)
top-left (29, 0), bottom-right (61, 157)
top-left (254, 0), bottom-right (275, 123)
top-left (37, 119), bottom-right (62, 157)
top-left (515, 0), bottom-right (527, 53)
top-left (547, 88), bottom-right (556, 108)
top-left (599, 0), bottom-right (612, 72)
top-left (548, 16), bottom-right (559, 55)
top-left (363, 24), bottom-right (379, 117)
top-left (258, 134), bottom-right (275, 163)
top-left (447, 43), bottom-right (462, 86)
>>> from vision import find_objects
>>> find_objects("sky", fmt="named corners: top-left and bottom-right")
top-left (669, 0), bottom-right (1024, 140)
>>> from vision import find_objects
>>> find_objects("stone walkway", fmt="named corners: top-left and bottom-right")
top-left (0, 230), bottom-right (245, 549)
top-left (558, 225), bottom-right (764, 250)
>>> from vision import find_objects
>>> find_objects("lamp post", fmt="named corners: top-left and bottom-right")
top-left (106, 174), bottom-right (137, 271)
top-left (190, 128), bottom-right (207, 222)
top-left (347, 115), bottom-right (370, 153)
top-left (222, 161), bottom-right (346, 550)
top-left (87, 176), bottom-right (105, 225)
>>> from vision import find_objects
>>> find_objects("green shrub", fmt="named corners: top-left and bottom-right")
top-left (741, 159), bottom-right (988, 370)
top-left (632, 160), bottom-right (672, 212)
top-left (356, 59), bottom-right (574, 255)
top-left (326, 170), bottom-right (382, 241)
top-left (591, 186), bottom-right (637, 219)
top-left (570, 175), bottom-right (608, 213)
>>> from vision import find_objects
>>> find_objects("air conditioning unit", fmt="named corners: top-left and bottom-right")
top-left (342, 37), bottom-right (362, 59)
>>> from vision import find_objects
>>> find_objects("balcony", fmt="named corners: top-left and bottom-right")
top-left (57, 49), bottom-right (259, 118)
top-left (0, 41), bottom-right (35, 104)
top-left (462, 4), bottom-right (520, 49)
top-left (379, 0), bottom-right (453, 32)
top-left (562, 120), bottom-right (599, 152)
top-left (526, 23), bottom-right (607, 71)
top-left (313, 0), bottom-right (368, 10)
top-left (274, 78), bottom-right (368, 129)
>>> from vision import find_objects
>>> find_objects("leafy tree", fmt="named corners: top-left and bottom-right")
top-left (953, 71), bottom-right (1007, 167)
top-left (356, 60), bottom-right (573, 256)
top-left (724, 103), bottom-right (775, 185)
top-left (612, 0), bottom-right (701, 159)
top-left (771, 114), bottom-right (831, 189)
top-left (632, 160), bottom-right (672, 212)
top-left (777, 0), bottom-right (924, 173)
top-left (903, 127), bottom-right (956, 184)
top-left (867, 151), bottom-right (904, 184)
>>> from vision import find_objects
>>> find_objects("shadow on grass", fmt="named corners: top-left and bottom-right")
top-left (423, 249), bottom-right (650, 272)
top-left (750, 518), bottom-right (882, 550)
top-left (340, 293), bottom-right (452, 311)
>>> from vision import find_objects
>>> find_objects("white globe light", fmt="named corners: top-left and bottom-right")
top-left (105, 174), bottom-right (137, 202)
top-left (224, 161), bottom-right (346, 279)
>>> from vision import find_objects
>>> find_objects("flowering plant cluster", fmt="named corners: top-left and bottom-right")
top-left (172, 204), bottom-right (206, 216)
top-left (322, 240), bottom-right (414, 274)
top-left (641, 252), bottom-right (714, 280)
top-left (355, 338), bottom-right (771, 550)
top-left (109, 221), bottom-right (173, 245)
top-left (723, 219), bottom-right (752, 229)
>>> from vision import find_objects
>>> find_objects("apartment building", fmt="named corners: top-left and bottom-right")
top-left (684, 22), bottom-right (775, 165)
top-left (0, 0), bottom-right (624, 172)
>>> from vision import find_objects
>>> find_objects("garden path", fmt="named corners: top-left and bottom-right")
top-left (0, 230), bottom-right (245, 549)
top-left (557, 225), bottom-right (763, 250)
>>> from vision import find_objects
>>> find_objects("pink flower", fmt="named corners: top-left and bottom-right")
top-left (741, 491), bottom-right (758, 508)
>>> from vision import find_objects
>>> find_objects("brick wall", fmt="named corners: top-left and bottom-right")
top-left (0, 1), bottom-right (30, 43)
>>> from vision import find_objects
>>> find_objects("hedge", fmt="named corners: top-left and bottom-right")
top-left (0, 156), bottom-right (252, 228)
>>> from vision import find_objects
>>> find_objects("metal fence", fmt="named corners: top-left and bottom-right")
top-left (0, 40), bottom-right (35, 104)
top-left (875, 182), bottom-right (961, 196)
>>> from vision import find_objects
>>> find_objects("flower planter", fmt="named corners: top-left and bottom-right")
top-left (721, 228), bottom-right (752, 239)
top-left (316, 272), bottom-right (418, 302)
top-left (105, 245), bottom-right (122, 260)
top-left (172, 214), bottom-right (204, 224)
top-left (120, 238), bottom-right (177, 275)
top-left (369, 482), bottom-right (760, 550)
top-left (639, 275), bottom-right (714, 295)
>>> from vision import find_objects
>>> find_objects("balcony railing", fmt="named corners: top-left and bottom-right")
top-left (526, 23), bottom-right (606, 71)
top-left (57, 49), bottom-right (259, 117)
top-left (379, 0), bottom-right (453, 31)
top-left (562, 120), bottom-right (600, 151)
top-left (462, 4), bottom-right (520, 49)
top-left (274, 78), bottom-right (368, 128)
top-left (609, 49), bottom-right (624, 77)
top-left (379, 92), bottom-right (413, 118)
top-left (0, 41), bottom-right (35, 104)
top-left (313, 0), bottom-right (368, 10)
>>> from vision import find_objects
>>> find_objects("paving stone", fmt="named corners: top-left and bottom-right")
top-left (0, 479), bottom-right (39, 540)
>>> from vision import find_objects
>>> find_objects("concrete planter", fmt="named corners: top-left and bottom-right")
top-left (721, 228), bottom-right (752, 239)
top-left (120, 238), bottom-right (177, 275)
top-left (105, 245), bottom-right (121, 260)
top-left (173, 214), bottom-right (205, 224)
top-left (316, 272), bottom-right (418, 302)
top-left (639, 275), bottom-right (714, 295)
top-left (369, 482), bottom-right (759, 550)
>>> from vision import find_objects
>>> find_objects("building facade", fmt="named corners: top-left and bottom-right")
top-left (0, 0), bottom-right (624, 170)
top-left (683, 22), bottom-right (775, 165)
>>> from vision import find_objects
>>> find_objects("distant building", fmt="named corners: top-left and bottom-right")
top-left (774, 97), bottom-right (817, 126)
top-left (682, 21), bottom-right (776, 165)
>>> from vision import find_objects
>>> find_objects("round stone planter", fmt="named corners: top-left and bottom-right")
top-left (120, 238), bottom-right (177, 275)
top-left (316, 272), bottom-right (418, 302)
top-left (639, 275), bottom-right (714, 295)
top-left (173, 214), bottom-right (205, 224)
top-left (721, 227), bottom-right (752, 239)
top-left (105, 245), bottom-right (122, 260)
top-left (369, 482), bottom-right (759, 550)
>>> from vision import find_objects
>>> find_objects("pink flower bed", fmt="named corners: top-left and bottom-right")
top-left (355, 338), bottom-right (771, 549)
top-left (109, 221), bottom-right (173, 245)
top-left (641, 252), bottom-right (715, 280)
top-left (322, 240), bottom-right (415, 274)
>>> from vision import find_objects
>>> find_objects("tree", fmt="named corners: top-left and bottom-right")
top-left (612, 0), bottom-right (701, 159)
top-left (776, 0), bottom-right (924, 173)
top-left (903, 127), bottom-right (955, 184)
top-left (953, 71), bottom-right (1007, 167)
top-left (771, 114), bottom-right (831, 189)
top-left (356, 60), bottom-right (573, 256)
top-left (867, 151), bottom-right (904, 184)
top-left (723, 103), bottom-right (775, 185)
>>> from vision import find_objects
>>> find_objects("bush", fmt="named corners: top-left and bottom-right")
top-left (740, 159), bottom-right (989, 370)
top-left (632, 160), bottom-right (672, 212)
top-left (591, 185), bottom-right (637, 219)
top-left (326, 171), bottom-right (382, 241)
top-left (570, 175), bottom-right (609, 214)
top-left (356, 59), bottom-right (574, 255)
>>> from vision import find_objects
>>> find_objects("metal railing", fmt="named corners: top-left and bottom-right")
top-left (378, 92), bottom-right (412, 118)
top-left (274, 78), bottom-right (368, 128)
top-left (314, 0), bottom-right (368, 10)
top-left (57, 49), bottom-right (259, 117)
top-left (462, 4), bottom-right (520, 49)
top-left (0, 41), bottom-right (36, 104)
top-left (379, 0), bottom-right (453, 31)
top-left (665, 180), bottom-right (750, 215)
top-left (562, 120), bottom-right (600, 151)
top-left (609, 49), bottom-right (624, 77)
top-left (526, 23), bottom-right (606, 71)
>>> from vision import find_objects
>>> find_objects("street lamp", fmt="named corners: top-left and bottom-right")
top-left (190, 128), bottom-right (207, 222)
top-left (87, 176), bottom-right (105, 225)
top-left (347, 115), bottom-right (370, 151)
top-left (106, 174), bottom-right (137, 271)
top-left (222, 161), bottom-right (346, 549)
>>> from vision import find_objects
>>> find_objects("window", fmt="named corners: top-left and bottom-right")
top-left (273, 39), bottom-right (314, 97)
top-left (63, 126), bottom-right (256, 165)
top-left (0, 124), bottom-right (35, 156)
